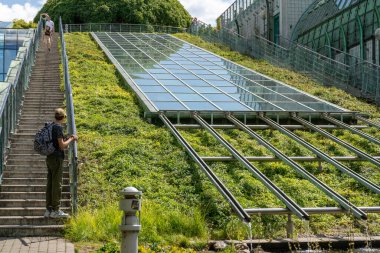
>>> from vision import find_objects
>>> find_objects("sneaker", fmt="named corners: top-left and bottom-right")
top-left (43, 209), bottom-right (51, 218)
top-left (50, 210), bottom-right (70, 219)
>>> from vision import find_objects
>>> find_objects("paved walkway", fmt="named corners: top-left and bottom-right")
top-left (0, 237), bottom-right (74, 253)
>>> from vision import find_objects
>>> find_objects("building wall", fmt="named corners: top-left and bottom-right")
top-left (279, 0), bottom-right (315, 41)
top-left (220, 0), bottom-right (314, 42)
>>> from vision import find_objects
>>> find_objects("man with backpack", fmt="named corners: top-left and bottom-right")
top-left (42, 108), bottom-right (77, 218)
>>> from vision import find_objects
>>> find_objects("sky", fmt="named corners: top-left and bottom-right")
top-left (0, 0), bottom-right (234, 25)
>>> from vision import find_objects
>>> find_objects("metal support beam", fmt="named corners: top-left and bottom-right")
top-left (356, 115), bottom-right (380, 130)
top-left (245, 207), bottom-right (380, 215)
top-left (227, 114), bottom-right (366, 220)
top-left (286, 214), bottom-right (294, 239)
top-left (339, 25), bottom-right (347, 53)
top-left (258, 113), bottom-right (380, 195)
top-left (292, 114), bottom-right (380, 168)
top-left (323, 113), bottom-right (380, 146)
top-left (201, 156), bottom-right (380, 162)
top-left (356, 15), bottom-right (365, 60)
top-left (374, 6), bottom-right (380, 65)
top-left (159, 113), bottom-right (251, 223)
top-left (173, 124), bottom-right (368, 130)
top-left (192, 112), bottom-right (310, 220)
top-left (325, 32), bottom-right (332, 58)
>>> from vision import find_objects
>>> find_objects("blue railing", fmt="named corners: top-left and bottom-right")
top-left (0, 19), bottom-right (43, 182)
top-left (59, 17), bottom-right (78, 215)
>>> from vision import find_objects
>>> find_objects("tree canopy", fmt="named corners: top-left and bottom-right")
top-left (12, 19), bottom-right (37, 29)
top-left (34, 0), bottom-right (192, 28)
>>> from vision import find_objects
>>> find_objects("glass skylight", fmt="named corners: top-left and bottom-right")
top-left (93, 32), bottom-right (346, 113)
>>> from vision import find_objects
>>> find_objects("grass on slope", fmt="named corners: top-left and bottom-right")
top-left (64, 32), bottom-right (380, 251)
top-left (64, 33), bottom-right (210, 249)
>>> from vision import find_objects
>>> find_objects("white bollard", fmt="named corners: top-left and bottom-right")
top-left (119, 187), bottom-right (142, 253)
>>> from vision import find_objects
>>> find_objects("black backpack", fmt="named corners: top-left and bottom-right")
top-left (34, 122), bottom-right (56, 156)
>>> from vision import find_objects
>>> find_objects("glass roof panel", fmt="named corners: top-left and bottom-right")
top-left (93, 32), bottom-right (347, 113)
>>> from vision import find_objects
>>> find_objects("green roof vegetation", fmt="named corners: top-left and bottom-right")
top-left (34, 0), bottom-right (191, 28)
top-left (64, 32), bottom-right (380, 252)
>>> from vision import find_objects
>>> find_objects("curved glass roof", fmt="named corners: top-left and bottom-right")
top-left (292, 0), bottom-right (359, 41)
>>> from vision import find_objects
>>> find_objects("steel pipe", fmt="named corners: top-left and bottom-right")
top-left (292, 114), bottom-right (380, 168)
top-left (245, 207), bottom-right (380, 215)
top-left (356, 115), bottom-right (380, 130)
top-left (323, 113), bottom-right (380, 146)
top-left (173, 124), bottom-right (368, 130)
top-left (259, 114), bottom-right (380, 195)
top-left (227, 114), bottom-right (366, 220)
top-left (192, 112), bottom-right (309, 220)
top-left (201, 156), bottom-right (380, 162)
top-left (159, 113), bottom-right (251, 222)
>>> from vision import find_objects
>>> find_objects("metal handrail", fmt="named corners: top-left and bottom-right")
top-left (64, 23), bottom-right (186, 34)
top-left (59, 17), bottom-right (78, 215)
top-left (0, 19), bottom-right (43, 182)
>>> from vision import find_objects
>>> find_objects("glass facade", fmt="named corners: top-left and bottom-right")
top-left (93, 32), bottom-right (345, 113)
top-left (0, 29), bottom-right (32, 81)
top-left (292, 0), bottom-right (379, 63)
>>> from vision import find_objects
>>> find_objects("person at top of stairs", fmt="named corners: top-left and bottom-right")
top-left (44, 108), bottom-right (77, 219)
top-left (42, 13), bottom-right (54, 52)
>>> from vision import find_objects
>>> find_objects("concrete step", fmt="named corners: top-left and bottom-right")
top-left (1, 178), bottom-right (70, 185)
top-left (7, 153), bottom-right (42, 158)
top-left (2, 172), bottom-right (69, 178)
top-left (0, 199), bottom-right (71, 208)
top-left (0, 225), bottom-right (64, 237)
top-left (0, 185), bottom-right (70, 192)
top-left (23, 96), bottom-right (63, 100)
top-left (0, 192), bottom-right (70, 199)
top-left (24, 90), bottom-right (61, 93)
top-left (0, 216), bottom-right (65, 226)
top-left (22, 106), bottom-right (61, 110)
top-left (6, 160), bottom-right (68, 166)
top-left (21, 104), bottom-right (63, 109)
top-left (3, 165), bottom-right (69, 173)
top-left (14, 129), bottom-right (40, 134)
top-left (17, 120), bottom-right (54, 125)
top-left (6, 158), bottom-right (45, 167)
top-left (25, 91), bottom-right (62, 95)
top-left (0, 207), bottom-right (70, 216)
top-left (9, 149), bottom-right (39, 157)
top-left (9, 144), bottom-right (35, 150)
top-left (7, 154), bottom-right (68, 160)
top-left (23, 97), bottom-right (63, 101)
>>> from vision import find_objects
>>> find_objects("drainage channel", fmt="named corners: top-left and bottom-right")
top-left (160, 112), bottom-right (380, 223)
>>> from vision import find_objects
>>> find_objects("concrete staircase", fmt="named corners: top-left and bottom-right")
top-left (0, 33), bottom-right (71, 236)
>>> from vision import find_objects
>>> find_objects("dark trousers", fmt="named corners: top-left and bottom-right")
top-left (46, 155), bottom-right (63, 211)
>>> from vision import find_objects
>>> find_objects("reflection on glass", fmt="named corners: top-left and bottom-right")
top-left (184, 101), bottom-right (219, 110)
top-left (154, 101), bottom-right (187, 110)
top-left (145, 92), bottom-right (177, 102)
top-left (174, 93), bottom-right (206, 101)
top-left (94, 32), bottom-right (345, 113)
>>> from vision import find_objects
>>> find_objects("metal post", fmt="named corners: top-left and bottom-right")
top-left (286, 214), bottom-right (294, 238)
top-left (119, 187), bottom-right (142, 253)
